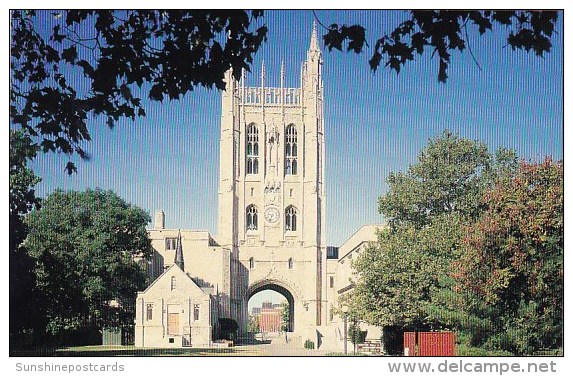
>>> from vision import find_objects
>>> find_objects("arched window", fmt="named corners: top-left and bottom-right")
top-left (246, 124), bottom-right (259, 174)
top-left (284, 124), bottom-right (297, 175)
top-left (288, 258), bottom-right (293, 269)
top-left (285, 206), bottom-right (297, 231)
top-left (246, 205), bottom-right (258, 230)
top-left (249, 257), bottom-right (255, 269)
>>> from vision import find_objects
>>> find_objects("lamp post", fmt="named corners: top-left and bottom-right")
top-left (341, 305), bottom-right (349, 355)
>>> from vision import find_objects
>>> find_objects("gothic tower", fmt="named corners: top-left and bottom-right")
top-left (217, 23), bottom-right (327, 334)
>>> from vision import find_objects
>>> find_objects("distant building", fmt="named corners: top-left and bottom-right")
top-left (258, 310), bottom-right (282, 333)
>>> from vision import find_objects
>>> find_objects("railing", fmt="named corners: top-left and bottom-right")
top-left (241, 87), bottom-right (301, 105)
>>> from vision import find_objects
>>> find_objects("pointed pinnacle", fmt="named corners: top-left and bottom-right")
top-left (310, 20), bottom-right (320, 51)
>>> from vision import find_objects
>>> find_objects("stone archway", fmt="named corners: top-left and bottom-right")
top-left (247, 280), bottom-right (296, 332)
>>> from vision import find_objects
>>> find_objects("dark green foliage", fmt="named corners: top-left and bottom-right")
top-left (352, 132), bottom-right (562, 355)
top-left (11, 10), bottom-right (267, 173)
top-left (353, 131), bottom-right (517, 329)
top-left (9, 131), bottom-right (43, 342)
top-left (218, 318), bottom-right (239, 340)
top-left (455, 159), bottom-right (563, 355)
top-left (9, 131), bottom-right (41, 251)
top-left (26, 189), bottom-right (153, 335)
top-left (351, 131), bottom-right (526, 349)
top-left (322, 11), bottom-right (558, 82)
top-left (348, 321), bottom-right (367, 345)
top-left (280, 302), bottom-right (290, 332)
top-left (304, 339), bottom-right (315, 349)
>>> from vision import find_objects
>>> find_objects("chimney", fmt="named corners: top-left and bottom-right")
top-left (154, 210), bottom-right (165, 230)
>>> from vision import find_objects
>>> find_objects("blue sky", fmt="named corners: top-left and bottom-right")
top-left (30, 10), bottom-right (564, 253)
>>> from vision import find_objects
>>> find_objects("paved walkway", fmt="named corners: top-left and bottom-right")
top-left (233, 336), bottom-right (331, 356)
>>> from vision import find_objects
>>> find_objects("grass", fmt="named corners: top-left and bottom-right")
top-left (455, 344), bottom-right (513, 357)
top-left (10, 345), bottom-right (243, 357)
top-left (325, 352), bottom-right (373, 356)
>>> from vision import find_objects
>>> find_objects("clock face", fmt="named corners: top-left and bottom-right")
top-left (264, 206), bottom-right (280, 223)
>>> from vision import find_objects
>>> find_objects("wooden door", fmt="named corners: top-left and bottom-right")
top-left (167, 313), bottom-right (179, 335)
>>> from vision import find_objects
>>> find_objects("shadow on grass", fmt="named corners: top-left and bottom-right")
top-left (10, 346), bottom-right (255, 357)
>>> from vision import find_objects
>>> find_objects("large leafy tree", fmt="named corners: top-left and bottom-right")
top-left (9, 131), bottom-right (42, 338)
top-left (10, 10), bottom-right (267, 173)
top-left (10, 10), bottom-right (558, 174)
top-left (454, 158), bottom-right (563, 354)
top-left (351, 131), bottom-right (517, 331)
top-left (26, 189), bottom-right (153, 334)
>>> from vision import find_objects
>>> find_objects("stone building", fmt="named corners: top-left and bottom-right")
top-left (135, 231), bottom-right (219, 347)
top-left (135, 23), bottom-right (382, 349)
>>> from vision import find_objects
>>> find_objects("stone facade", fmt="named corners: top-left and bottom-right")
top-left (135, 23), bottom-right (383, 349)
top-left (135, 263), bottom-right (218, 348)
top-left (217, 22), bottom-right (327, 336)
top-left (330, 225), bottom-right (385, 350)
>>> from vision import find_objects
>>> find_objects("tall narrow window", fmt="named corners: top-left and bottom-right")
top-left (288, 258), bottom-right (293, 269)
top-left (170, 276), bottom-right (176, 290)
top-left (146, 304), bottom-right (153, 321)
top-left (246, 205), bottom-right (258, 230)
top-left (193, 304), bottom-right (200, 321)
top-left (246, 124), bottom-right (259, 174)
top-left (285, 206), bottom-right (297, 231)
top-left (249, 257), bottom-right (255, 269)
top-left (284, 124), bottom-right (298, 175)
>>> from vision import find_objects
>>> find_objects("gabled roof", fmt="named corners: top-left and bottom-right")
top-left (139, 263), bottom-right (207, 296)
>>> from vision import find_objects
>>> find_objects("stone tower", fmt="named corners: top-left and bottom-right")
top-left (217, 23), bottom-right (327, 334)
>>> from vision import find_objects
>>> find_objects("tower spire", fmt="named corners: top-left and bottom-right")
top-left (309, 20), bottom-right (320, 52)
top-left (174, 229), bottom-right (184, 271)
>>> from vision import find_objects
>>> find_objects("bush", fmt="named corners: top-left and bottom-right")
top-left (304, 339), bottom-right (315, 349)
top-left (349, 324), bottom-right (367, 344)
top-left (456, 343), bottom-right (513, 356)
top-left (218, 318), bottom-right (238, 340)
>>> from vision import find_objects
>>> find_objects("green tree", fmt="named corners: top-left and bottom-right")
top-left (280, 301), bottom-right (290, 332)
top-left (322, 10), bottom-right (559, 82)
top-left (248, 314), bottom-right (260, 333)
top-left (11, 10), bottom-right (267, 173)
top-left (10, 10), bottom-right (558, 175)
top-left (454, 158), bottom-right (563, 354)
top-left (26, 189), bottom-right (153, 334)
top-left (351, 131), bottom-right (517, 332)
top-left (9, 131), bottom-right (43, 340)
top-left (218, 318), bottom-right (239, 340)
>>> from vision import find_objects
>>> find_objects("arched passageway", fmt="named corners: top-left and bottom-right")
top-left (247, 283), bottom-right (295, 332)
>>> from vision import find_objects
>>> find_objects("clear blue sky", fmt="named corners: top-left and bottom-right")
top-left (30, 10), bottom-right (564, 252)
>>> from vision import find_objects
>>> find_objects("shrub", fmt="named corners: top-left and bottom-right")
top-left (304, 339), bottom-right (315, 349)
top-left (218, 318), bottom-right (238, 340)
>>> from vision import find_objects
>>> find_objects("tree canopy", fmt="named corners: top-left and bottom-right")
top-left (26, 189), bottom-right (153, 333)
top-left (323, 10), bottom-right (559, 82)
top-left (11, 10), bottom-right (267, 173)
top-left (351, 132), bottom-right (562, 354)
top-left (454, 158), bottom-right (563, 354)
top-left (9, 131), bottom-right (42, 338)
top-left (10, 10), bottom-right (559, 173)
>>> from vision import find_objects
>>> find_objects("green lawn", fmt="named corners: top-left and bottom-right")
top-left (10, 345), bottom-right (244, 357)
